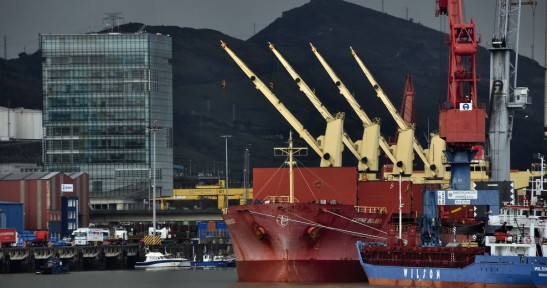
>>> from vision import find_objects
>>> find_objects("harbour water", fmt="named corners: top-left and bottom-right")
top-left (0, 268), bottom-right (392, 288)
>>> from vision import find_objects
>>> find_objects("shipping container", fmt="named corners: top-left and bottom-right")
top-left (197, 221), bottom-right (228, 238)
top-left (0, 228), bottom-right (17, 247)
top-left (0, 202), bottom-right (24, 231)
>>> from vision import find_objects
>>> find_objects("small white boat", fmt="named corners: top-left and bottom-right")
top-left (135, 251), bottom-right (190, 269)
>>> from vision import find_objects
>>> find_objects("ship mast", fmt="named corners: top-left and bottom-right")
top-left (274, 131), bottom-right (307, 203)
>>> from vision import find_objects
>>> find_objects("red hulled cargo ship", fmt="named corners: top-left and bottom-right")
top-left (222, 134), bottom-right (395, 282)
top-left (223, 200), bottom-right (389, 282)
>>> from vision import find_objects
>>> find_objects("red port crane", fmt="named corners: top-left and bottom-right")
top-left (436, 0), bottom-right (486, 148)
top-left (435, 0), bottom-right (486, 190)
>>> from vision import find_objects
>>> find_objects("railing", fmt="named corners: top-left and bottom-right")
top-left (361, 245), bottom-right (485, 268)
top-left (495, 215), bottom-right (545, 228)
top-left (262, 196), bottom-right (299, 204)
top-left (91, 208), bottom-right (221, 215)
top-left (486, 234), bottom-right (536, 245)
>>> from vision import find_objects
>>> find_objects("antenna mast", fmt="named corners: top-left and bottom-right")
top-left (103, 12), bottom-right (124, 32)
top-left (274, 131), bottom-right (307, 204)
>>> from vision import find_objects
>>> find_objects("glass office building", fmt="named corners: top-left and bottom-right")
top-left (41, 33), bottom-right (173, 208)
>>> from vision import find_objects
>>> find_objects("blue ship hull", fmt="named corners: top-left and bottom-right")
top-left (190, 261), bottom-right (228, 268)
top-left (532, 259), bottom-right (547, 288)
top-left (357, 242), bottom-right (546, 287)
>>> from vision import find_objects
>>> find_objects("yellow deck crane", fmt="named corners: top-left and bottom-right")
top-left (350, 47), bottom-right (446, 179)
top-left (221, 41), bottom-right (344, 167)
top-left (268, 42), bottom-right (378, 180)
top-left (309, 43), bottom-right (404, 175)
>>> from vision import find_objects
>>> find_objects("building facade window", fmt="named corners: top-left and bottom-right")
top-left (42, 33), bottom-right (173, 202)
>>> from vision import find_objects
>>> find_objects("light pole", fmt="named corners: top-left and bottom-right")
top-left (148, 120), bottom-right (161, 242)
top-left (220, 135), bottom-right (232, 210)
top-left (153, 127), bottom-right (157, 239)
top-left (243, 145), bottom-right (250, 203)
top-left (148, 181), bottom-right (151, 211)
top-left (398, 173), bottom-right (402, 240)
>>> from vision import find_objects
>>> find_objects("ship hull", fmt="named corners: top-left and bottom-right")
top-left (223, 202), bottom-right (389, 282)
top-left (361, 251), bottom-right (541, 287)
top-left (134, 259), bottom-right (189, 268)
top-left (532, 260), bottom-right (547, 288)
top-left (235, 259), bottom-right (364, 282)
top-left (366, 278), bottom-right (533, 288)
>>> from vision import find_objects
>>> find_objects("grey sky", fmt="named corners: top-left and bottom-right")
top-left (1, 0), bottom-right (545, 66)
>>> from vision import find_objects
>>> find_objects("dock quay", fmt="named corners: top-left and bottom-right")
top-left (0, 243), bottom-right (232, 273)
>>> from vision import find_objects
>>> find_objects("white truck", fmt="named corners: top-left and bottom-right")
top-left (148, 227), bottom-right (170, 239)
top-left (72, 228), bottom-right (110, 245)
top-left (114, 229), bottom-right (128, 241)
top-left (104, 228), bottom-right (128, 245)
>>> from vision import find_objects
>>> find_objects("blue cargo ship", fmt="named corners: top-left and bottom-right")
top-left (356, 187), bottom-right (547, 287)
top-left (358, 240), bottom-right (546, 287)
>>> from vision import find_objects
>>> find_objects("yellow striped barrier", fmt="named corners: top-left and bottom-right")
top-left (143, 235), bottom-right (162, 245)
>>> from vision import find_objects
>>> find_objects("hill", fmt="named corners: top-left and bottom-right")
top-left (0, 0), bottom-right (544, 179)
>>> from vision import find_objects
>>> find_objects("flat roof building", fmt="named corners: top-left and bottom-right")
top-left (40, 33), bottom-right (173, 210)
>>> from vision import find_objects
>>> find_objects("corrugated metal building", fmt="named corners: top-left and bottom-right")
top-left (0, 172), bottom-right (89, 236)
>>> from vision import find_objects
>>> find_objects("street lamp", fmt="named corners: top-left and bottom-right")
top-left (391, 171), bottom-right (404, 240)
top-left (398, 173), bottom-right (402, 240)
top-left (220, 135), bottom-right (232, 210)
top-left (243, 145), bottom-right (251, 203)
top-left (148, 120), bottom-right (162, 241)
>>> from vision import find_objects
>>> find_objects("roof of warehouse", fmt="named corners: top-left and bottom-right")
top-left (65, 172), bottom-right (86, 179)
top-left (0, 172), bottom-right (60, 180)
